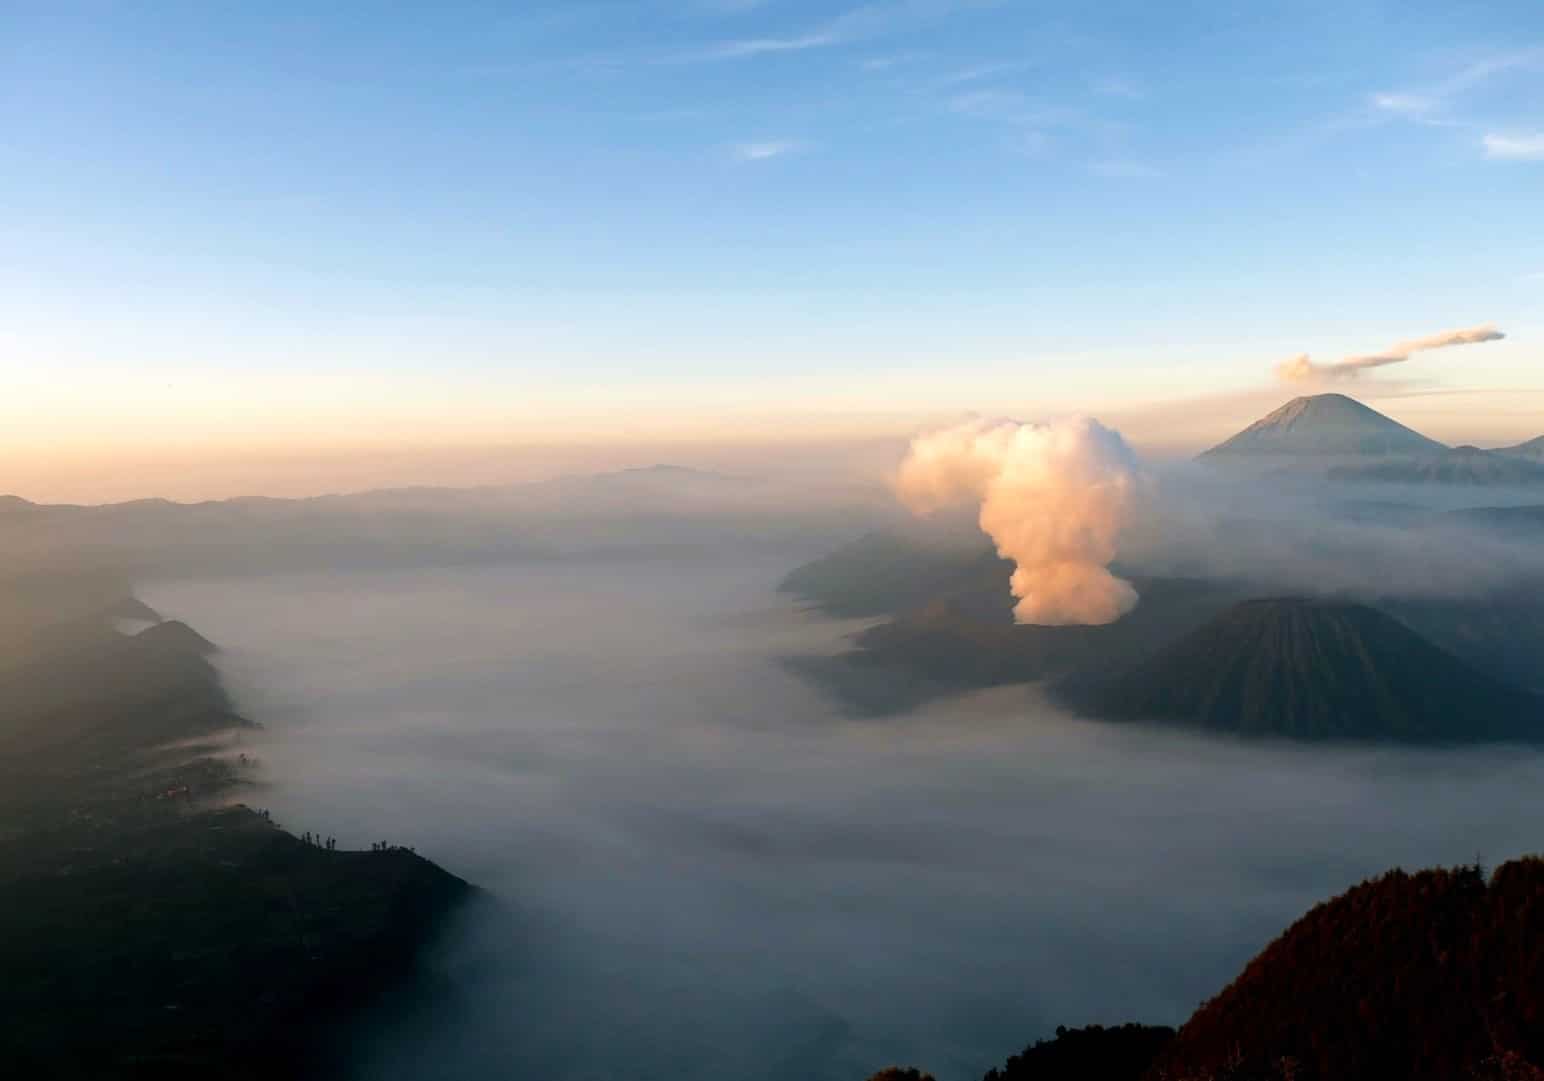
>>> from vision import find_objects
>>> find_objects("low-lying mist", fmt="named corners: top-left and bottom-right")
top-left (143, 550), bottom-right (1544, 1081)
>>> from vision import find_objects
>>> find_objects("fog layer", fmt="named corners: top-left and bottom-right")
top-left (146, 556), bottom-right (1544, 1081)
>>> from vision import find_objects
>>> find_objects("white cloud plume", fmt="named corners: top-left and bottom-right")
top-left (896, 416), bottom-right (1143, 625)
top-left (1275, 324), bottom-right (1506, 383)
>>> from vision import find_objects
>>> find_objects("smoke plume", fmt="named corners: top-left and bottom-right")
top-left (896, 416), bottom-right (1142, 625)
top-left (1275, 324), bottom-right (1504, 383)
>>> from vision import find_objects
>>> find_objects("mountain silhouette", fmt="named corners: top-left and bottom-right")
top-left (1496, 434), bottom-right (1544, 461)
top-left (1143, 858), bottom-right (1544, 1081)
top-left (1201, 394), bottom-right (1444, 458)
top-left (133, 619), bottom-right (217, 656)
top-left (1070, 598), bottom-right (1541, 741)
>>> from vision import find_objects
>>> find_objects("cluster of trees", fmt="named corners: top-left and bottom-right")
top-left (1148, 859), bottom-right (1544, 1081)
top-left (984, 1024), bottom-right (1177, 1081)
top-left (863, 1026), bottom-right (1176, 1081)
top-left (865, 859), bottom-right (1544, 1081)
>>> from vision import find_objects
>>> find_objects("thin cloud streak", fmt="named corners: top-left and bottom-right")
top-left (703, 31), bottom-right (838, 59)
top-left (1092, 75), bottom-right (1145, 100)
top-left (1090, 158), bottom-right (1162, 178)
top-left (692, 0), bottom-right (988, 63)
top-left (732, 139), bottom-right (805, 160)
top-left (1483, 132), bottom-right (1544, 160)
top-left (1369, 48), bottom-right (1544, 143)
top-left (1275, 324), bottom-right (1506, 384)
top-left (1373, 48), bottom-right (1542, 114)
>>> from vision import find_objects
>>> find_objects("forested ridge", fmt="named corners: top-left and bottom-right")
top-left (867, 858), bottom-right (1544, 1081)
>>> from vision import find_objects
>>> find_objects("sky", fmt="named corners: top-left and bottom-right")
top-left (3, 1), bottom-right (1543, 500)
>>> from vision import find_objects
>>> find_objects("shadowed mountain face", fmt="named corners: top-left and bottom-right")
top-left (1201, 394), bottom-right (1444, 459)
top-left (134, 618), bottom-right (218, 656)
top-left (951, 864), bottom-right (1544, 1081)
top-left (0, 575), bottom-right (475, 1080)
top-left (1071, 599), bottom-right (1542, 742)
top-left (884, 859), bottom-right (1544, 1081)
top-left (1498, 435), bottom-right (1544, 461)
top-left (780, 529), bottom-right (1001, 619)
top-left (781, 529), bottom-right (1261, 716)
top-left (779, 522), bottom-right (1544, 726)
top-left (1144, 859), bottom-right (1544, 1081)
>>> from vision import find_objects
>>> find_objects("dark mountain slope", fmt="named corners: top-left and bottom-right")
top-left (1497, 435), bottom-right (1544, 461)
top-left (1380, 588), bottom-right (1544, 694)
top-left (874, 860), bottom-right (1544, 1081)
top-left (983, 1024), bottom-right (1176, 1081)
top-left (101, 594), bottom-right (162, 623)
top-left (788, 572), bottom-right (1253, 716)
top-left (0, 577), bottom-right (477, 1080)
top-left (1144, 859), bottom-right (1544, 1081)
top-left (135, 617), bottom-right (218, 655)
top-left (780, 529), bottom-right (1001, 618)
top-left (1069, 598), bottom-right (1541, 742)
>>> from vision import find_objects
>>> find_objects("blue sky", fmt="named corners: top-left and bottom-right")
top-left (2, 1), bottom-right (1543, 494)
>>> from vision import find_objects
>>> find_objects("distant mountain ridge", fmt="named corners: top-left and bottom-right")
top-left (1329, 445), bottom-right (1544, 486)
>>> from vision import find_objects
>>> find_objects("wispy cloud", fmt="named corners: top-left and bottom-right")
top-left (859, 52), bottom-right (920, 71)
top-left (1483, 132), bottom-right (1544, 160)
top-left (703, 31), bottom-right (838, 59)
top-left (946, 89), bottom-right (1082, 127)
top-left (947, 87), bottom-right (1023, 116)
top-left (695, 1), bottom-right (985, 63)
top-left (1092, 75), bottom-right (1145, 100)
top-left (695, 0), bottom-right (770, 13)
top-left (731, 139), bottom-right (805, 161)
top-left (1007, 130), bottom-right (1051, 156)
top-left (934, 60), bottom-right (1030, 88)
top-left (1275, 324), bottom-right (1506, 383)
top-left (1089, 158), bottom-right (1161, 179)
top-left (1374, 49), bottom-right (1541, 112)
top-left (1371, 92), bottom-right (1437, 117)
top-left (1370, 48), bottom-right (1544, 138)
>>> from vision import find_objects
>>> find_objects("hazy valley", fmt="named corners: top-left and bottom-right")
top-left (143, 555), bottom-right (1544, 1080)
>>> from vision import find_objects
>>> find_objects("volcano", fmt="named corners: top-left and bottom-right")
top-left (1201, 394), bottom-right (1444, 459)
top-left (1071, 598), bottom-right (1541, 742)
